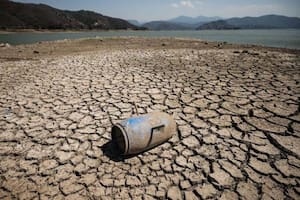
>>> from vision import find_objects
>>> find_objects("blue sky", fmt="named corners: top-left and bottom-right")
top-left (13, 0), bottom-right (300, 21)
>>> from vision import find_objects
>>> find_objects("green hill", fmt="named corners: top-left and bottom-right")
top-left (0, 0), bottom-right (140, 30)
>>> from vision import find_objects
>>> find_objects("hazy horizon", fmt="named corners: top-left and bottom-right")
top-left (12, 0), bottom-right (300, 22)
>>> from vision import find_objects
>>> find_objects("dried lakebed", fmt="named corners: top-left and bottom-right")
top-left (0, 38), bottom-right (299, 199)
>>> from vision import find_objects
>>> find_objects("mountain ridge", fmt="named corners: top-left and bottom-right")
top-left (198, 15), bottom-right (300, 30)
top-left (197, 20), bottom-right (240, 30)
top-left (142, 15), bottom-right (300, 30)
top-left (142, 21), bottom-right (195, 30)
top-left (0, 0), bottom-right (141, 30)
top-left (169, 15), bottom-right (222, 24)
top-left (1, 1), bottom-right (299, 31)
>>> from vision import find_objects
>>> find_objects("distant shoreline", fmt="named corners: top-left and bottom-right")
top-left (0, 37), bottom-right (299, 57)
top-left (1, 29), bottom-right (299, 50)
top-left (1, 28), bottom-right (300, 34)
top-left (0, 29), bottom-right (144, 34)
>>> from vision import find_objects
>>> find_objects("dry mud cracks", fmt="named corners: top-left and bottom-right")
top-left (0, 38), bottom-right (299, 199)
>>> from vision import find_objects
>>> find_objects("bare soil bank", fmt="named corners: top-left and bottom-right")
top-left (0, 37), bottom-right (299, 61)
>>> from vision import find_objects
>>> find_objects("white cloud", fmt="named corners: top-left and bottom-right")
top-left (171, 1), bottom-right (197, 9)
top-left (180, 1), bottom-right (194, 8)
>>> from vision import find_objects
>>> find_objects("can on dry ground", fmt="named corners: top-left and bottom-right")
top-left (111, 112), bottom-right (176, 155)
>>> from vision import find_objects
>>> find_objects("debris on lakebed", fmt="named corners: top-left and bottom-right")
top-left (111, 112), bottom-right (176, 155)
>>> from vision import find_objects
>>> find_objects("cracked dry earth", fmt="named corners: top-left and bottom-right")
top-left (0, 38), bottom-right (300, 200)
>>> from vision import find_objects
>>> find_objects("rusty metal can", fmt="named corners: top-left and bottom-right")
top-left (111, 112), bottom-right (176, 155)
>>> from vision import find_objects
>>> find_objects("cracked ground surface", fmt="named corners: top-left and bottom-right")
top-left (0, 37), bottom-right (299, 199)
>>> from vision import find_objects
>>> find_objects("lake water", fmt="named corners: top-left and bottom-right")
top-left (1, 29), bottom-right (300, 49)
